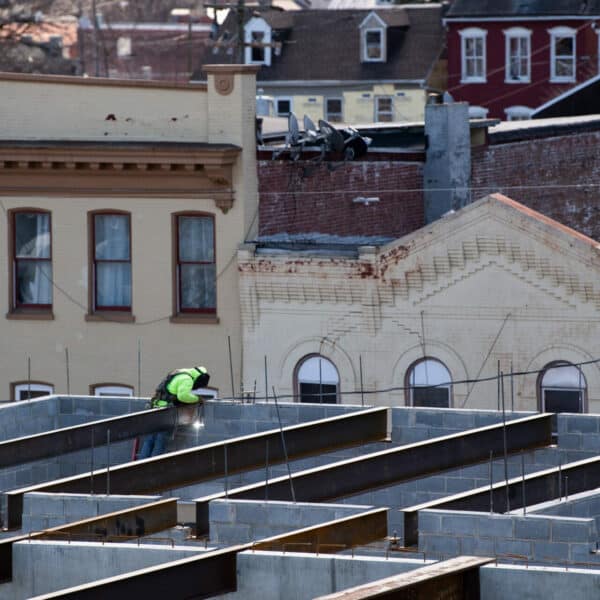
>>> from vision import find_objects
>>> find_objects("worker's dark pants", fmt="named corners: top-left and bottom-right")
top-left (138, 430), bottom-right (168, 459)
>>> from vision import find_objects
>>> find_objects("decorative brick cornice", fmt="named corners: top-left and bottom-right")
top-left (0, 143), bottom-right (241, 212)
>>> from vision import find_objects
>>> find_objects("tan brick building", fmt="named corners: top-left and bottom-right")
top-left (239, 194), bottom-right (600, 413)
top-left (0, 66), bottom-right (258, 401)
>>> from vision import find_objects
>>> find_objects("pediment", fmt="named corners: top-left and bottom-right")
top-left (412, 259), bottom-right (578, 311)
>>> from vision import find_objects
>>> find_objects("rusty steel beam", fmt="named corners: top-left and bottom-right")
top-left (27, 508), bottom-right (388, 598)
top-left (194, 414), bottom-right (553, 534)
top-left (0, 408), bottom-right (174, 469)
top-left (402, 454), bottom-right (600, 546)
top-left (5, 407), bottom-right (389, 530)
top-left (313, 556), bottom-right (494, 600)
top-left (0, 499), bottom-right (177, 583)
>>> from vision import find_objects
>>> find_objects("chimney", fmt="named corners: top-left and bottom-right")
top-left (423, 101), bottom-right (471, 224)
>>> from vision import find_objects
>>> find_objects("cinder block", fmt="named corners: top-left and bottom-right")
top-left (415, 411), bottom-right (444, 428)
top-left (566, 416), bottom-right (599, 434)
top-left (494, 538), bottom-right (532, 558)
top-left (514, 517), bottom-right (551, 540)
top-left (416, 476), bottom-right (446, 494)
top-left (551, 518), bottom-right (595, 542)
top-left (419, 534), bottom-right (460, 557)
top-left (441, 513), bottom-right (480, 535)
top-left (418, 510), bottom-right (442, 534)
top-left (477, 514), bottom-right (514, 538)
top-left (442, 412), bottom-right (475, 431)
top-left (532, 541), bottom-right (569, 562)
top-left (557, 433), bottom-right (583, 450)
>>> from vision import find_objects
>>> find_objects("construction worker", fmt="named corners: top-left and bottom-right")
top-left (137, 366), bottom-right (210, 459)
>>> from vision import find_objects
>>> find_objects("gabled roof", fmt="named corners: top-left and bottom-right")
top-left (199, 5), bottom-right (443, 83)
top-left (446, 0), bottom-right (600, 18)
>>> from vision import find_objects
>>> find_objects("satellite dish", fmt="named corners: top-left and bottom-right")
top-left (304, 115), bottom-right (317, 134)
top-left (287, 112), bottom-right (300, 145)
top-left (318, 119), bottom-right (345, 154)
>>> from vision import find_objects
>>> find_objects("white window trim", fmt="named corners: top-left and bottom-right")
top-left (326, 97), bottom-right (344, 122)
top-left (275, 96), bottom-right (293, 117)
top-left (244, 17), bottom-right (272, 66)
top-left (375, 95), bottom-right (394, 122)
top-left (93, 385), bottom-right (134, 397)
top-left (504, 105), bottom-right (533, 120)
top-left (116, 36), bottom-right (131, 58)
top-left (549, 26), bottom-right (576, 83)
top-left (459, 27), bottom-right (487, 83)
top-left (14, 383), bottom-right (53, 401)
top-left (362, 27), bottom-right (386, 63)
top-left (468, 105), bottom-right (489, 118)
top-left (504, 27), bottom-right (531, 83)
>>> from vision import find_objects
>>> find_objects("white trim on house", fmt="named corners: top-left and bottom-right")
top-left (468, 105), bottom-right (489, 118)
top-left (359, 12), bottom-right (388, 63)
top-left (244, 16), bottom-right (272, 66)
top-left (504, 105), bottom-right (534, 120)
top-left (444, 16), bottom-right (598, 25)
top-left (504, 27), bottom-right (532, 83)
top-left (549, 26), bottom-right (577, 83)
top-left (459, 27), bottom-right (487, 83)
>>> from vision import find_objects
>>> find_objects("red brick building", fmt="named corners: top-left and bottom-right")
top-left (444, 0), bottom-right (600, 120)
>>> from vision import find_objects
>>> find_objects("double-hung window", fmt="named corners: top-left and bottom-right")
top-left (12, 210), bottom-right (52, 310)
top-left (175, 213), bottom-right (216, 314)
top-left (505, 28), bottom-right (531, 82)
top-left (375, 96), bottom-right (393, 122)
top-left (549, 27), bottom-right (576, 82)
top-left (326, 98), bottom-right (343, 122)
top-left (92, 212), bottom-right (132, 311)
top-left (460, 28), bottom-right (487, 83)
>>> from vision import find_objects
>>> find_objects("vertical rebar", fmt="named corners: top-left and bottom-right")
top-left (265, 439), bottom-right (269, 502)
top-left (27, 356), bottom-right (31, 400)
top-left (501, 371), bottom-right (510, 512)
top-left (65, 348), bottom-right (71, 396)
top-left (565, 476), bottom-right (569, 501)
top-left (489, 450), bottom-right (494, 514)
top-left (521, 451), bottom-right (526, 516)
top-left (558, 460), bottom-right (562, 500)
top-left (264, 356), bottom-right (269, 403)
top-left (510, 361), bottom-right (514, 413)
top-left (319, 358), bottom-right (323, 404)
top-left (137, 339), bottom-right (141, 398)
top-left (90, 429), bottom-right (95, 495)
top-left (224, 444), bottom-right (228, 497)
top-left (106, 429), bottom-right (111, 496)
top-left (273, 387), bottom-right (296, 503)
top-left (359, 355), bottom-right (365, 407)
top-left (228, 336), bottom-right (235, 401)
top-left (496, 360), bottom-right (501, 411)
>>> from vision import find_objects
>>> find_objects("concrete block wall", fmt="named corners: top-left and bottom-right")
top-left (7, 540), bottom-right (206, 600)
top-left (479, 563), bottom-right (600, 600)
top-left (530, 489), bottom-right (600, 534)
top-left (418, 509), bottom-right (600, 567)
top-left (209, 499), bottom-right (371, 546)
top-left (21, 492), bottom-right (162, 533)
top-left (0, 396), bottom-right (59, 441)
top-left (217, 551), bottom-right (430, 600)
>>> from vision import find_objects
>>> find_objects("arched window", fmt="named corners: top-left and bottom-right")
top-left (12, 381), bottom-right (54, 401)
top-left (539, 361), bottom-right (586, 413)
top-left (406, 358), bottom-right (452, 408)
top-left (91, 384), bottom-right (134, 397)
top-left (295, 355), bottom-right (339, 404)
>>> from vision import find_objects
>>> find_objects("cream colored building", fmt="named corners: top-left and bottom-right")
top-left (239, 194), bottom-right (600, 413)
top-left (0, 65), bottom-right (258, 401)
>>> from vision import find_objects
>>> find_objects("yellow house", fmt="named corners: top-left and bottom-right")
top-left (0, 65), bottom-right (258, 401)
top-left (201, 5), bottom-right (446, 125)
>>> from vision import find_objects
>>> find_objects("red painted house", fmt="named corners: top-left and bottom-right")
top-left (444, 0), bottom-right (600, 120)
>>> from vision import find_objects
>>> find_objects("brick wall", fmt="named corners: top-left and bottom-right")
top-left (258, 160), bottom-right (425, 238)
top-left (472, 131), bottom-right (600, 241)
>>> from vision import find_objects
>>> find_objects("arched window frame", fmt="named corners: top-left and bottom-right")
top-left (91, 384), bottom-right (134, 397)
top-left (405, 357), bottom-right (453, 408)
top-left (293, 354), bottom-right (340, 404)
top-left (537, 361), bottom-right (587, 414)
top-left (11, 381), bottom-right (54, 401)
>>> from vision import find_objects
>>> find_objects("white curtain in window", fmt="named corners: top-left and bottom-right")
top-left (95, 215), bottom-right (131, 307)
top-left (179, 216), bottom-right (215, 309)
top-left (15, 213), bottom-right (52, 305)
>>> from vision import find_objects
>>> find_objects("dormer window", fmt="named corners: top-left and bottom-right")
top-left (360, 12), bottom-right (387, 63)
top-left (245, 16), bottom-right (272, 66)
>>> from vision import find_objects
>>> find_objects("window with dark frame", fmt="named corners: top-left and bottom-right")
top-left (407, 358), bottom-right (452, 408)
top-left (251, 30), bottom-right (265, 63)
top-left (176, 214), bottom-right (216, 314)
top-left (12, 210), bottom-right (52, 309)
top-left (276, 98), bottom-right (291, 117)
top-left (326, 98), bottom-right (343, 122)
top-left (540, 362), bottom-right (586, 414)
top-left (92, 213), bottom-right (132, 311)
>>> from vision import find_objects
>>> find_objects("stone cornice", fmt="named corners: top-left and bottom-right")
top-left (0, 143), bottom-right (241, 212)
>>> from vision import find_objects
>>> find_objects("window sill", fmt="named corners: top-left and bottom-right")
top-left (85, 312), bottom-right (136, 323)
top-left (460, 77), bottom-right (487, 84)
top-left (550, 77), bottom-right (575, 84)
top-left (170, 314), bottom-right (220, 325)
top-left (6, 310), bottom-right (55, 321)
top-left (504, 78), bottom-right (530, 84)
